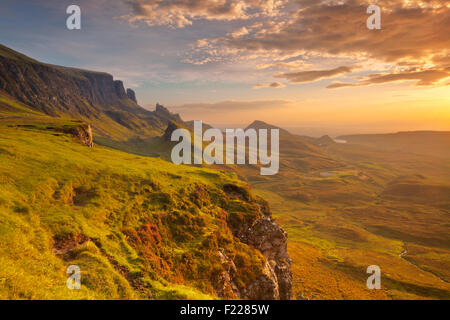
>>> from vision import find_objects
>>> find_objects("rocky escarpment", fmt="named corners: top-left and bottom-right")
top-left (127, 89), bottom-right (137, 103)
top-left (0, 44), bottom-right (183, 138)
top-left (0, 48), bottom-right (137, 117)
top-left (222, 184), bottom-right (292, 300)
top-left (240, 215), bottom-right (292, 299)
top-left (163, 120), bottom-right (183, 141)
top-left (155, 103), bottom-right (183, 124)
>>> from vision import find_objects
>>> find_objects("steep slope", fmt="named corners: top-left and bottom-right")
top-left (0, 44), bottom-right (182, 140)
top-left (0, 44), bottom-right (292, 300)
top-left (246, 120), bottom-right (292, 136)
top-left (0, 121), bottom-right (291, 299)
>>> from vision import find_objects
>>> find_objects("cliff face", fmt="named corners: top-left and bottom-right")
top-left (0, 54), bottom-right (132, 117)
top-left (0, 44), bottom-right (181, 138)
top-left (241, 216), bottom-right (292, 299)
top-left (127, 89), bottom-right (137, 103)
top-left (222, 184), bottom-right (292, 300)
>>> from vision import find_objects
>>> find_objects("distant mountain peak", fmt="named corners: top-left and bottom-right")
top-left (246, 120), bottom-right (291, 135)
top-left (155, 103), bottom-right (169, 113)
top-left (316, 135), bottom-right (335, 146)
top-left (126, 89), bottom-right (137, 103)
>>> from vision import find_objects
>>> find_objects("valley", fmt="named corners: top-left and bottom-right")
top-left (241, 129), bottom-right (450, 299)
top-left (0, 44), bottom-right (449, 300)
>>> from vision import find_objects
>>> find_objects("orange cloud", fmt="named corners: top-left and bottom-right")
top-left (223, 0), bottom-right (449, 62)
top-left (253, 82), bottom-right (286, 89)
top-left (190, 0), bottom-right (450, 88)
top-left (275, 66), bottom-right (358, 84)
top-left (327, 67), bottom-right (450, 88)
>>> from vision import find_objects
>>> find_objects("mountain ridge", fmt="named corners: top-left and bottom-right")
top-left (0, 43), bottom-right (293, 300)
top-left (0, 44), bottom-right (182, 140)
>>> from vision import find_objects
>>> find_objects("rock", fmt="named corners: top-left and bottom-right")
top-left (214, 249), bottom-right (239, 298)
top-left (246, 217), bottom-right (292, 300)
top-left (155, 103), bottom-right (170, 114)
top-left (163, 120), bottom-right (182, 141)
top-left (127, 88), bottom-right (137, 103)
top-left (237, 216), bottom-right (292, 300)
top-left (243, 260), bottom-right (280, 300)
top-left (224, 184), bottom-right (293, 300)
top-left (114, 80), bottom-right (127, 99)
top-left (60, 124), bottom-right (94, 147)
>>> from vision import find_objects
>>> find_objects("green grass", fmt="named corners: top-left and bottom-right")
top-left (0, 44), bottom-right (40, 63)
top-left (0, 95), bottom-right (43, 115)
top-left (0, 122), bottom-right (269, 300)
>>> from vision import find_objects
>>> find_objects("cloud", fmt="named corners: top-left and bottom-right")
top-left (123, 0), bottom-right (283, 28)
top-left (327, 67), bottom-right (450, 88)
top-left (188, 0), bottom-right (450, 89)
top-left (253, 82), bottom-right (286, 89)
top-left (275, 66), bottom-right (358, 84)
top-left (256, 60), bottom-right (312, 70)
top-left (221, 0), bottom-right (449, 62)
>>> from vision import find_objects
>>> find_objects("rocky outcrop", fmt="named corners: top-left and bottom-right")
top-left (244, 259), bottom-right (280, 299)
top-left (223, 185), bottom-right (292, 300)
top-left (0, 44), bottom-right (198, 138)
top-left (163, 120), bottom-right (183, 141)
top-left (242, 216), bottom-right (292, 300)
top-left (58, 124), bottom-right (94, 147)
top-left (114, 80), bottom-right (127, 99)
top-left (214, 249), bottom-right (239, 298)
top-left (127, 89), bottom-right (137, 103)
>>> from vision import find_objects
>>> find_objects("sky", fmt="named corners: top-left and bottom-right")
top-left (0, 0), bottom-right (449, 136)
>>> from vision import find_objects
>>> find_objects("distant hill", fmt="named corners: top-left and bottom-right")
top-left (229, 120), bottom-right (340, 179)
top-left (185, 120), bottom-right (214, 132)
top-left (0, 44), bottom-right (182, 140)
top-left (315, 135), bottom-right (336, 146)
top-left (338, 131), bottom-right (450, 158)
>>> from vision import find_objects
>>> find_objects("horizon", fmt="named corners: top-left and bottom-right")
top-left (1, 1), bottom-right (450, 303)
top-left (1, 0), bottom-right (449, 134)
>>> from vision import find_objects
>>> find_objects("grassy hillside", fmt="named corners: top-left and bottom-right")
top-left (0, 116), bottom-right (286, 299)
top-left (1, 42), bottom-right (448, 300)
top-left (245, 132), bottom-right (450, 300)
top-left (91, 117), bottom-right (450, 300)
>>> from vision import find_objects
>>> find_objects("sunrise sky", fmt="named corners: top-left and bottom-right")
top-left (1, 0), bottom-right (449, 135)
